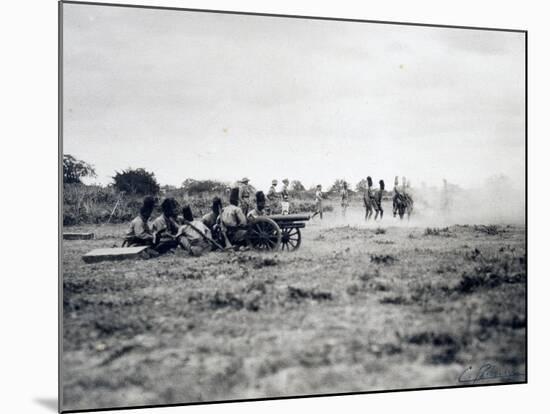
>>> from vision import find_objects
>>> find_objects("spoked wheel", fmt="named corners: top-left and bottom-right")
top-left (246, 217), bottom-right (281, 251)
top-left (281, 227), bottom-right (301, 251)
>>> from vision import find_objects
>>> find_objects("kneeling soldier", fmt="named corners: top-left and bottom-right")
top-left (151, 198), bottom-right (187, 254)
top-left (124, 196), bottom-right (156, 247)
top-left (176, 205), bottom-right (212, 256)
top-left (220, 188), bottom-right (248, 247)
top-left (247, 191), bottom-right (267, 220)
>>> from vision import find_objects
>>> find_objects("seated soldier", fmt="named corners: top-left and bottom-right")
top-left (201, 196), bottom-right (222, 230)
top-left (124, 196), bottom-right (156, 246)
top-left (247, 191), bottom-right (266, 220)
top-left (220, 187), bottom-right (248, 246)
top-left (176, 205), bottom-right (212, 255)
top-left (151, 198), bottom-right (185, 254)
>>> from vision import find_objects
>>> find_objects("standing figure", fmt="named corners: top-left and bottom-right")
top-left (374, 180), bottom-right (385, 220)
top-left (237, 177), bottom-right (252, 216)
top-left (340, 181), bottom-right (350, 218)
top-left (247, 191), bottom-right (267, 220)
top-left (363, 176), bottom-right (374, 220)
top-left (266, 179), bottom-right (279, 215)
top-left (281, 178), bottom-right (290, 215)
top-left (311, 184), bottom-right (324, 219)
top-left (124, 196), bottom-right (157, 246)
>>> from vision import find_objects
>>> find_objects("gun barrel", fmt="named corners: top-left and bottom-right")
top-left (269, 213), bottom-right (311, 222)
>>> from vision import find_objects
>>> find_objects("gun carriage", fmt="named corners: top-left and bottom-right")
top-left (245, 213), bottom-right (310, 251)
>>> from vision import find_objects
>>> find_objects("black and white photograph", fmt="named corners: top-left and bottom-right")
top-left (60, 1), bottom-right (526, 412)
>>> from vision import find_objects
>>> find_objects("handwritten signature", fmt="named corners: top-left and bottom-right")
top-left (458, 363), bottom-right (525, 384)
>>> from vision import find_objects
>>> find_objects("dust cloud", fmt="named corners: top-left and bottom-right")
top-left (310, 175), bottom-right (525, 229)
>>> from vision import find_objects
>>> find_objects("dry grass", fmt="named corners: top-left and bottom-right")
top-left (62, 221), bottom-right (526, 411)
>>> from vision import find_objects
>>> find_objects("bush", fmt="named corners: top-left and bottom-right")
top-left (181, 179), bottom-right (228, 196)
top-left (63, 154), bottom-right (96, 184)
top-left (113, 168), bottom-right (160, 195)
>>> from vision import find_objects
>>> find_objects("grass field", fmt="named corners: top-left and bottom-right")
top-left (62, 207), bottom-right (526, 411)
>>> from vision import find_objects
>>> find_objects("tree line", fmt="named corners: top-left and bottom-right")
top-left (64, 154), bottom-right (375, 196)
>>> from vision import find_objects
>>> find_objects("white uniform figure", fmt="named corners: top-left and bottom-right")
top-left (281, 178), bottom-right (290, 215)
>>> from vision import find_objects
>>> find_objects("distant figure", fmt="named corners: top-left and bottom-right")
top-left (341, 181), bottom-right (350, 218)
top-left (374, 180), bottom-right (385, 220)
top-left (392, 176), bottom-right (401, 217)
top-left (201, 196), bottom-right (223, 231)
top-left (151, 198), bottom-right (184, 254)
top-left (220, 187), bottom-right (248, 246)
top-left (266, 179), bottom-right (279, 214)
top-left (247, 191), bottom-right (266, 220)
top-left (176, 205), bottom-right (212, 255)
top-left (311, 184), bottom-right (324, 219)
top-left (393, 176), bottom-right (413, 220)
top-left (124, 196), bottom-right (156, 246)
top-left (281, 178), bottom-right (290, 215)
top-left (403, 178), bottom-right (414, 217)
top-left (363, 176), bottom-right (375, 220)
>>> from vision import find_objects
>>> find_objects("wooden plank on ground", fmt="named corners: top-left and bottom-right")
top-left (64, 232), bottom-right (95, 240)
top-left (82, 246), bottom-right (153, 263)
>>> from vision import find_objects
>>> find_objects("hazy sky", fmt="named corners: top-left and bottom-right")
top-left (62, 3), bottom-right (525, 191)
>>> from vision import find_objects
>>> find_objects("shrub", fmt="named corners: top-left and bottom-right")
top-left (113, 168), bottom-right (160, 195)
top-left (424, 227), bottom-right (451, 236)
top-left (181, 179), bottom-right (228, 196)
top-left (63, 154), bottom-right (96, 184)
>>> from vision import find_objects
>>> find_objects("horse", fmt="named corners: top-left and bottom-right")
top-left (363, 192), bottom-right (374, 220)
top-left (363, 191), bottom-right (384, 220)
top-left (394, 193), bottom-right (413, 220)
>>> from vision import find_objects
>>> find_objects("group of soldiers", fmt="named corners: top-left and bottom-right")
top-left (233, 177), bottom-right (291, 216)
top-left (123, 175), bottom-right (414, 256)
top-left (344, 175), bottom-right (413, 221)
top-left (123, 179), bottom-right (289, 256)
top-left (124, 192), bottom-right (252, 256)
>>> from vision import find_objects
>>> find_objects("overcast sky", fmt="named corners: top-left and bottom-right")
top-left (62, 3), bottom-right (525, 191)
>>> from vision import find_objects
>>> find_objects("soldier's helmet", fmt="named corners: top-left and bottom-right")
top-left (282, 178), bottom-right (289, 184)
top-left (271, 179), bottom-right (278, 185)
top-left (240, 177), bottom-right (250, 184)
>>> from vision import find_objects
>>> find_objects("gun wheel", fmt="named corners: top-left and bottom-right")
top-left (281, 227), bottom-right (301, 251)
top-left (246, 217), bottom-right (281, 251)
